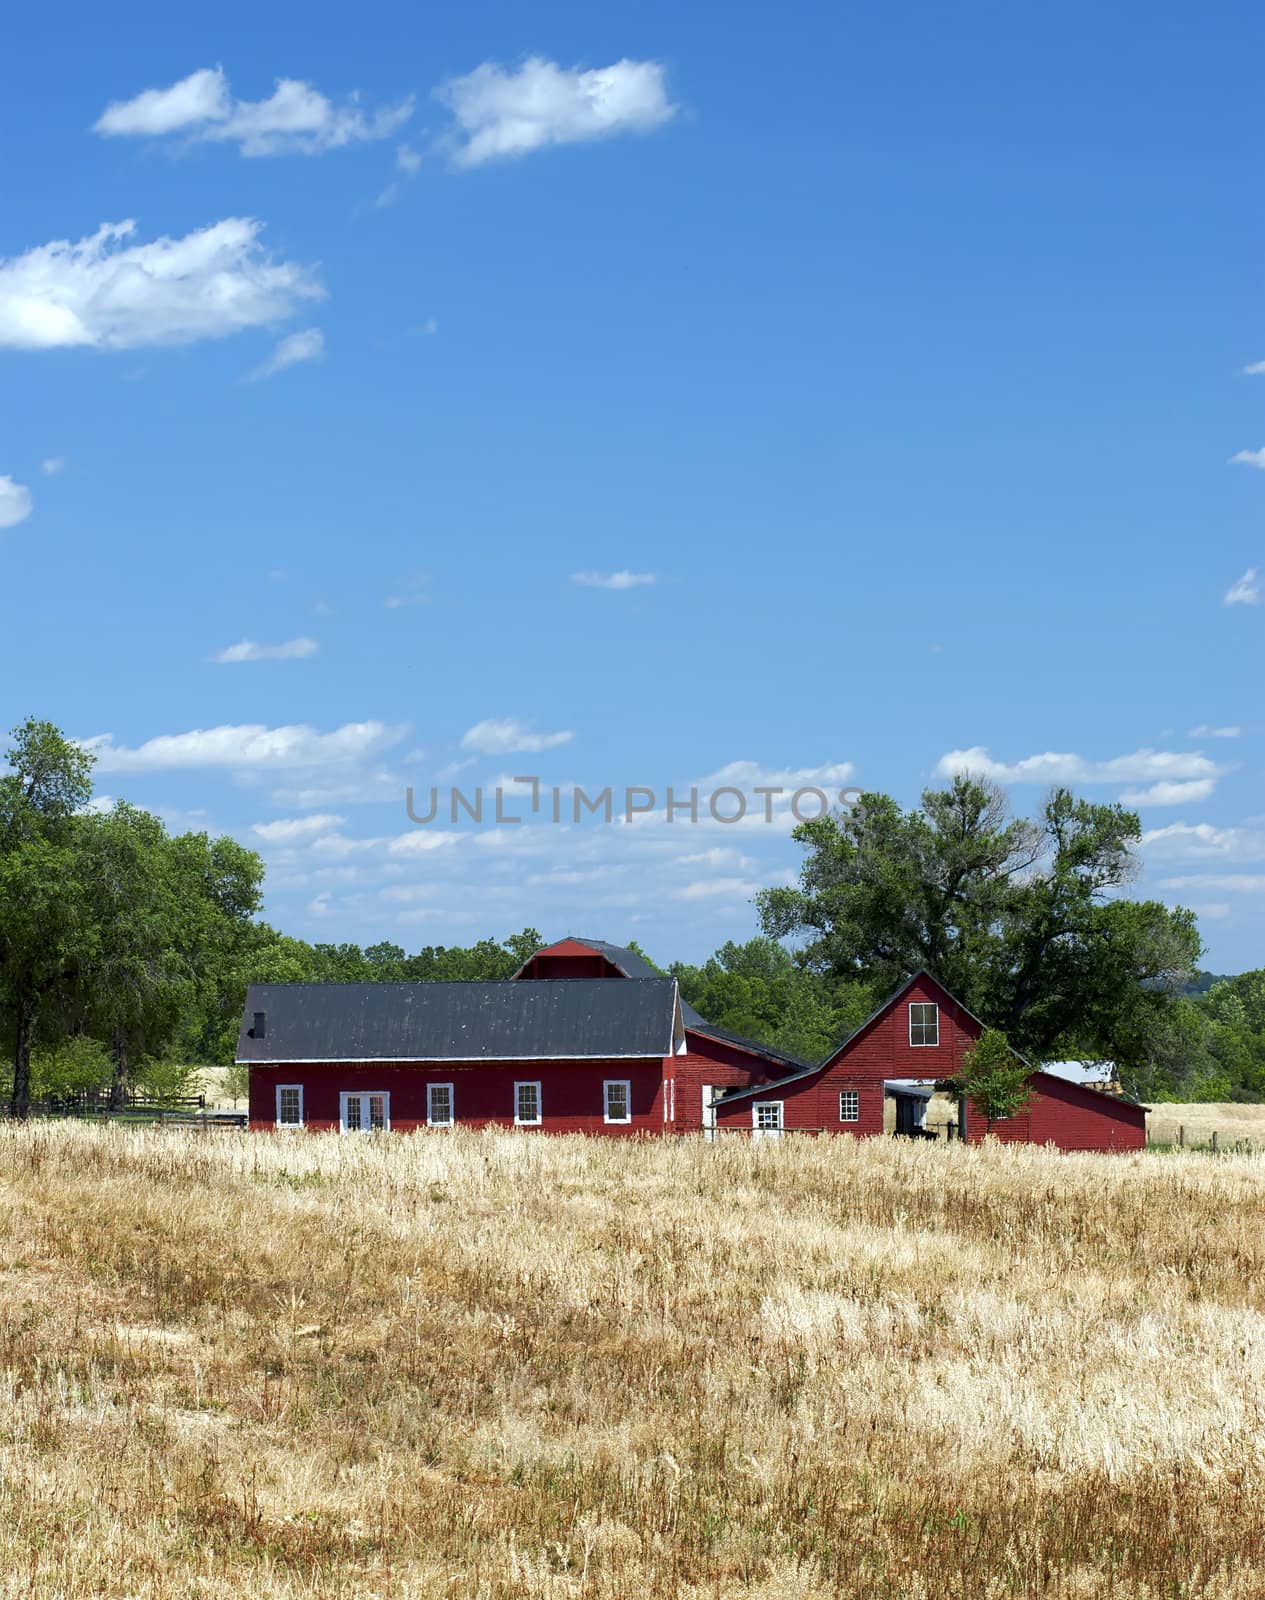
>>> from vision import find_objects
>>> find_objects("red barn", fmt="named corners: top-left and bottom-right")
top-left (710, 971), bottom-right (1147, 1152)
top-left (240, 940), bottom-right (1146, 1152)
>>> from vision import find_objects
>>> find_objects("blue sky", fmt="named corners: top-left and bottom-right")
top-left (2, 0), bottom-right (1263, 970)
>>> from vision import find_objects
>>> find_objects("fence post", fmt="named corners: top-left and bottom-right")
top-left (1212, 1131), bottom-right (1219, 1154)
top-left (1178, 1124), bottom-right (1184, 1148)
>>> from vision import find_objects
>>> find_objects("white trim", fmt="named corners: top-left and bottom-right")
top-left (340, 1090), bottom-right (390, 1133)
top-left (603, 1079), bottom-right (632, 1124)
top-left (275, 1083), bottom-right (304, 1128)
top-left (752, 1100), bottom-right (784, 1139)
top-left (839, 1089), bottom-right (859, 1123)
top-left (514, 1080), bottom-right (542, 1126)
top-left (236, 1051), bottom-right (666, 1065)
top-left (426, 1082), bottom-right (454, 1128)
top-left (908, 1002), bottom-right (940, 1047)
top-left (701, 1085), bottom-right (717, 1141)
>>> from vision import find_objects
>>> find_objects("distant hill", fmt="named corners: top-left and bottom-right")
top-left (1177, 971), bottom-right (1233, 997)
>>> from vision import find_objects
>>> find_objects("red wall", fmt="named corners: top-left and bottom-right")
top-left (250, 1058), bottom-right (672, 1135)
top-left (675, 1031), bottom-right (784, 1132)
top-left (1027, 1073), bottom-right (1146, 1151)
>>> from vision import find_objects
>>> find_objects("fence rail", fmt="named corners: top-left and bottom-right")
top-left (25, 1089), bottom-right (207, 1118)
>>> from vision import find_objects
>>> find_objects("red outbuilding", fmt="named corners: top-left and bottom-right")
top-left (240, 939), bottom-right (1147, 1151)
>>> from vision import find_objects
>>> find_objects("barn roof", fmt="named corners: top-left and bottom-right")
top-left (516, 935), bottom-right (810, 1070)
top-left (236, 978), bottom-right (681, 1064)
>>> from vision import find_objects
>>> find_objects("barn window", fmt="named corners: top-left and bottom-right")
top-left (341, 1091), bottom-right (389, 1133)
top-left (427, 1083), bottom-right (454, 1128)
top-left (604, 1080), bottom-right (631, 1124)
top-left (276, 1084), bottom-right (303, 1127)
top-left (839, 1090), bottom-right (859, 1123)
top-left (514, 1081), bottom-right (542, 1126)
top-left (909, 1002), bottom-right (939, 1046)
top-left (753, 1101), bottom-right (784, 1137)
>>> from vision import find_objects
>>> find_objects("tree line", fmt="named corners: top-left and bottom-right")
top-left (2, 717), bottom-right (1262, 1113)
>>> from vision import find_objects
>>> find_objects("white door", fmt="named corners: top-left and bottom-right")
top-left (752, 1101), bottom-right (784, 1141)
top-left (341, 1091), bottom-right (389, 1133)
top-left (702, 1086), bottom-right (717, 1142)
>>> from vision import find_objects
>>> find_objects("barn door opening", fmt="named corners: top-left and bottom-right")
top-left (341, 1091), bottom-right (389, 1133)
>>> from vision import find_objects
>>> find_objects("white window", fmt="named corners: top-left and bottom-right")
top-left (909, 1002), bottom-right (939, 1047)
top-left (662, 1078), bottom-right (675, 1123)
top-left (839, 1090), bottom-right (859, 1123)
top-left (427, 1082), bottom-right (454, 1128)
top-left (752, 1101), bottom-right (784, 1139)
top-left (340, 1091), bottom-right (389, 1133)
top-left (604, 1079), bottom-right (631, 1124)
top-left (514, 1080), bottom-right (542, 1126)
top-left (276, 1084), bottom-right (303, 1128)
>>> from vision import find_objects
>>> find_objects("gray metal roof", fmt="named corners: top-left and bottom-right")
top-left (237, 978), bottom-right (680, 1064)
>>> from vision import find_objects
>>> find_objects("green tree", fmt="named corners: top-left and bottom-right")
top-left (757, 777), bottom-right (1201, 1063)
top-left (0, 720), bottom-right (97, 1117)
top-left (955, 1027), bottom-right (1031, 1132)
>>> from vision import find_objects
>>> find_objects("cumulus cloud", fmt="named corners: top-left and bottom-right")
top-left (674, 877), bottom-right (761, 901)
top-left (252, 813), bottom-right (347, 842)
top-left (1188, 725), bottom-right (1240, 738)
top-left (1224, 568), bottom-right (1260, 606)
top-left (94, 66), bottom-right (412, 157)
top-left (1229, 449), bottom-right (1265, 470)
top-left (1158, 874), bottom-right (1265, 894)
top-left (0, 219), bottom-right (322, 350)
top-left (436, 56), bottom-right (676, 168)
top-left (460, 718), bottom-right (574, 755)
top-left (571, 569), bottom-right (657, 590)
top-left (1243, 361), bottom-right (1265, 375)
top-left (1141, 822), bottom-right (1265, 861)
top-left (936, 747), bottom-right (1221, 792)
top-left (245, 326), bottom-right (324, 381)
top-left (0, 475), bottom-right (33, 528)
top-left (1117, 779), bottom-right (1216, 807)
top-left (82, 720), bottom-right (404, 773)
top-left (213, 636), bottom-right (319, 662)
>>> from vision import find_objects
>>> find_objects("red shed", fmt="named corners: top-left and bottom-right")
top-left (710, 971), bottom-right (1148, 1152)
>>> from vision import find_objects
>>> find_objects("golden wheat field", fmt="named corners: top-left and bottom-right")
top-left (3, 1125), bottom-right (1265, 1599)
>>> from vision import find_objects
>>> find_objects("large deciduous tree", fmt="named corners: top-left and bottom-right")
top-left (757, 776), bottom-right (1201, 1066)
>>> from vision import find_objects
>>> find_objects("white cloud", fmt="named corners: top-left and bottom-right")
top-left (460, 718), bottom-right (574, 755)
top-left (674, 877), bottom-right (761, 901)
top-left (1158, 874), bottom-right (1265, 894)
top-left (1117, 779), bottom-right (1216, 806)
top-left (1141, 822), bottom-right (1265, 861)
top-left (436, 56), bottom-right (676, 168)
top-left (376, 142), bottom-right (423, 206)
top-left (384, 573), bottom-right (430, 609)
top-left (0, 475), bottom-right (33, 528)
top-left (936, 747), bottom-right (1221, 791)
top-left (571, 569), bottom-right (657, 590)
top-left (1243, 361), bottom-right (1265, 376)
top-left (39, 456), bottom-right (66, 476)
top-left (1224, 568), bottom-right (1260, 606)
top-left (1188, 725), bottom-right (1240, 738)
top-left (1230, 449), bottom-right (1265, 469)
top-left (0, 219), bottom-right (321, 350)
top-left (94, 66), bottom-right (412, 157)
top-left (245, 326), bottom-right (323, 381)
top-left (252, 813), bottom-right (347, 842)
top-left (1186, 902), bottom-right (1231, 920)
top-left (82, 720), bottom-right (404, 773)
top-left (213, 636), bottom-right (319, 662)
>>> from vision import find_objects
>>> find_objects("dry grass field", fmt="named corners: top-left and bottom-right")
top-left (1146, 1101), bottom-right (1265, 1150)
top-left (3, 1125), bottom-right (1265, 1598)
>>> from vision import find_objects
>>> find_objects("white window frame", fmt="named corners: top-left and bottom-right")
top-left (427, 1082), bottom-right (454, 1128)
top-left (603, 1079), bottom-right (632, 1124)
top-left (514, 1080), bottom-right (542, 1126)
top-left (340, 1090), bottom-right (390, 1134)
top-left (839, 1090), bottom-right (859, 1123)
top-left (275, 1083), bottom-right (304, 1128)
top-left (909, 1002), bottom-right (940, 1047)
top-left (752, 1101), bottom-right (784, 1137)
